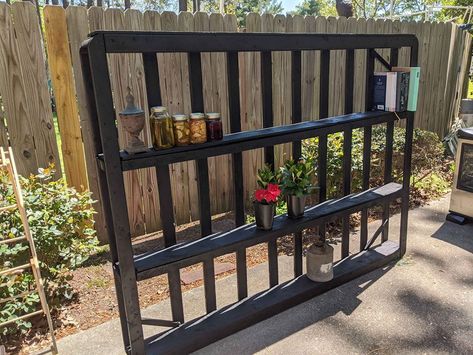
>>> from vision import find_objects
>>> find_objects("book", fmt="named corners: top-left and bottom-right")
top-left (385, 72), bottom-right (397, 112)
top-left (396, 71), bottom-right (410, 112)
top-left (372, 72), bottom-right (388, 111)
top-left (392, 66), bottom-right (421, 111)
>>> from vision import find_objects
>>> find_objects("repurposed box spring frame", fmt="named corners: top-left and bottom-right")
top-left (80, 32), bottom-right (418, 354)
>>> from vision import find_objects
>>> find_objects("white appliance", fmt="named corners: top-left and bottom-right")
top-left (447, 128), bottom-right (473, 224)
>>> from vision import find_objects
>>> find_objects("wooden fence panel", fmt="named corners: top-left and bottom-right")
top-left (43, 5), bottom-right (88, 190)
top-left (12, 3), bottom-right (61, 178)
top-left (0, 2), bottom-right (39, 175)
top-left (65, 5), bottom-right (108, 242)
top-left (2, 7), bottom-right (473, 239)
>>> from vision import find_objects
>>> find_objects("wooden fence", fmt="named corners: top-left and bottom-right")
top-left (0, 3), bottom-right (471, 242)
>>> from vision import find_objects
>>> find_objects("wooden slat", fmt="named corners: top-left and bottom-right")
top-left (11, 3), bottom-right (61, 178)
top-left (124, 8), bottom-right (161, 236)
top-left (0, 3), bottom-right (38, 175)
top-left (43, 5), bottom-right (88, 190)
top-left (145, 241), bottom-right (400, 354)
top-left (240, 13), bottom-right (264, 205)
top-left (66, 5), bottom-right (107, 242)
top-left (133, 182), bottom-right (402, 278)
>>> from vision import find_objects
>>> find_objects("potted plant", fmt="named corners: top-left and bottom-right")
top-left (279, 159), bottom-right (315, 219)
top-left (254, 165), bottom-right (281, 230)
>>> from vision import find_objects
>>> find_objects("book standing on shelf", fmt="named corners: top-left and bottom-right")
top-left (372, 67), bottom-right (420, 112)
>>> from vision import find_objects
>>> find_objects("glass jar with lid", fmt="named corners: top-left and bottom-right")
top-left (206, 112), bottom-right (223, 141)
top-left (150, 106), bottom-right (175, 149)
top-left (189, 113), bottom-right (207, 144)
top-left (172, 114), bottom-right (190, 146)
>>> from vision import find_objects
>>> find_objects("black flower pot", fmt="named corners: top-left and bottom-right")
top-left (287, 194), bottom-right (306, 219)
top-left (254, 202), bottom-right (275, 230)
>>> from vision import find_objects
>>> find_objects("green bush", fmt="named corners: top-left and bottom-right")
top-left (302, 125), bottom-right (452, 200)
top-left (0, 167), bottom-right (98, 335)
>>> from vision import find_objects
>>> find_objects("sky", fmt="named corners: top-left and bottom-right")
top-left (281, 0), bottom-right (299, 12)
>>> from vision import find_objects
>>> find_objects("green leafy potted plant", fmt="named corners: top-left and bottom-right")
top-left (279, 159), bottom-right (315, 219)
top-left (254, 164), bottom-right (281, 230)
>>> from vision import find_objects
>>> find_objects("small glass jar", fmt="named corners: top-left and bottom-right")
top-left (190, 113), bottom-right (207, 144)
top-left (150, 106), bottom-right (175, 149)
top-left (172, 114), bottom-right (190, 146)
top-left (206, 112), bottom-right (223, 141)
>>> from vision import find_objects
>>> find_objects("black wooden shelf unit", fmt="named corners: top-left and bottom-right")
top-left (80, 32), bottom-right (418, 354)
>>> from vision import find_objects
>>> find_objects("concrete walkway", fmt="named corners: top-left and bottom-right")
top-left (57, 195), bottom-right (473, 354)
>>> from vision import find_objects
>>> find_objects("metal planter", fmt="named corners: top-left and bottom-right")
top-left (254, 202), bottom-right (275, 230)
top-left (287, 194), bottom-right (307, 219)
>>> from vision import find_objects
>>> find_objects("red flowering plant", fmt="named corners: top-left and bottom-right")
top-left (255, 183), bottom-right (281, 205)
top-left (254, 164), bottom-right (281, 205)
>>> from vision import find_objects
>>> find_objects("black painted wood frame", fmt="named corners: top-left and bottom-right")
top-left (80, 32), bottom-right (418, 355)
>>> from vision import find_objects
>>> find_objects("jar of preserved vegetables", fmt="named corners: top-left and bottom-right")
top-left (206, 112), bottom-right (223, 141)
top-left (150, 106), bottom-right (175, 149)
top-left (190, 113), bottom-right (207, 144)
top-left (172, 114), bottom-right (190, 146)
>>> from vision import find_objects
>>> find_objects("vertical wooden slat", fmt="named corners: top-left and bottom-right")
top-left (66, 5), bottom-right (108, 242)
top-left (0, 3), bottom-right (38, 176)
top-left (318, 49), bottom-right (329, 241)
top-left (85, 33), bottom-right (145, 353)
top-left (124, 9), bottom-right (161, 235)
top-left (261, 47), bottom-right (278, 287)
top-left (380, 47), bottom-right (398, 243)
top-left (341, 48), bottom-right (354, 258)
top-left (188, 50), bottom-right (216, 312)
top-left (361, 48), bottom-right (375, 250)
top-left (240, 13), bottom-right (263, 205)
top-left (11, 3), bottom-right (61, 178)
top-left (227, 49), bottom-right (248, 299)
top-left (292, 49), bottom-right (303, 276)
top-left (168, 268), bottom-right (184, 323)
top-left (43, 5), bottom-right (88, 190)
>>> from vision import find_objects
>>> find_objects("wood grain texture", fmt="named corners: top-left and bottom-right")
top-left (66, 5), bottom-right (108, 242)
top-left (43, 5), bottom-right (88, 190)
top-left (0, 2), bottom-right (38, 175)
top-left (12, 2), bottom-right (61, 178)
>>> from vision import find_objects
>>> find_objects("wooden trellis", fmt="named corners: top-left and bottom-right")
top-left (0, 147), bottom-right (57, 354)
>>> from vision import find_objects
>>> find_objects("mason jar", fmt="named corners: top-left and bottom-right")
top-left (150, 106), bottom-right (175, 149)
top-left (206, 112), bottom-right (223, 141)
top-left (189, 112), bottom-right (207, 144)
top-left (172, 114), bottom-right (191, 146)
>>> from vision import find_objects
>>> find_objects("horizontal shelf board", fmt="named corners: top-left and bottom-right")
top-left (127, 182), bottom-right (402, 281)
top-left (144, 240), bottom-right (400, 354)
top-left (99, 111), bottom-right (406, 171)
top-left (88, 31), bottom-right (417, 54)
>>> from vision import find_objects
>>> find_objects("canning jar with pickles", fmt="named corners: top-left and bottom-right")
top-left (150, 106), bottom-right (175, 149)
top-left (172, 114), bottom-right (190, 146)
top-left (206, 112), bottom-right (223, 141)
top-left (190, 113), bottom-right (207, 144)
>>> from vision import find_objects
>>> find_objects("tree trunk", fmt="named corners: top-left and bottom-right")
top-left (124, 0), bottom-right (131, 9)
top-left (52, 0), bottom-right (59, 5)
top-left (335, 0), bottom-right (354, 17)
top-left (63, 0), bottom-right (69, 8)
top-left (97, 0), bottom-right (103, 7)
top-left (87, 0), bottom-right (94, 7)
top-left (179, 0), bottom-right (187, 11)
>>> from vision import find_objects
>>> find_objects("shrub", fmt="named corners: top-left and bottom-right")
top-left (0, 166), bottom-right (98, 335)
top-left (302, 125), bottom-right (452, 200)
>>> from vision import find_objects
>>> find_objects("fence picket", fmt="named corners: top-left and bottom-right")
top-left (0, 3), bottom-right (39, 175)
top-left (43, 5), bottom-right (88, 191)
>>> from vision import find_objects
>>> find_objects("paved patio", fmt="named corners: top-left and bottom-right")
top-left (57, 194), bottom-right (473, 354)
